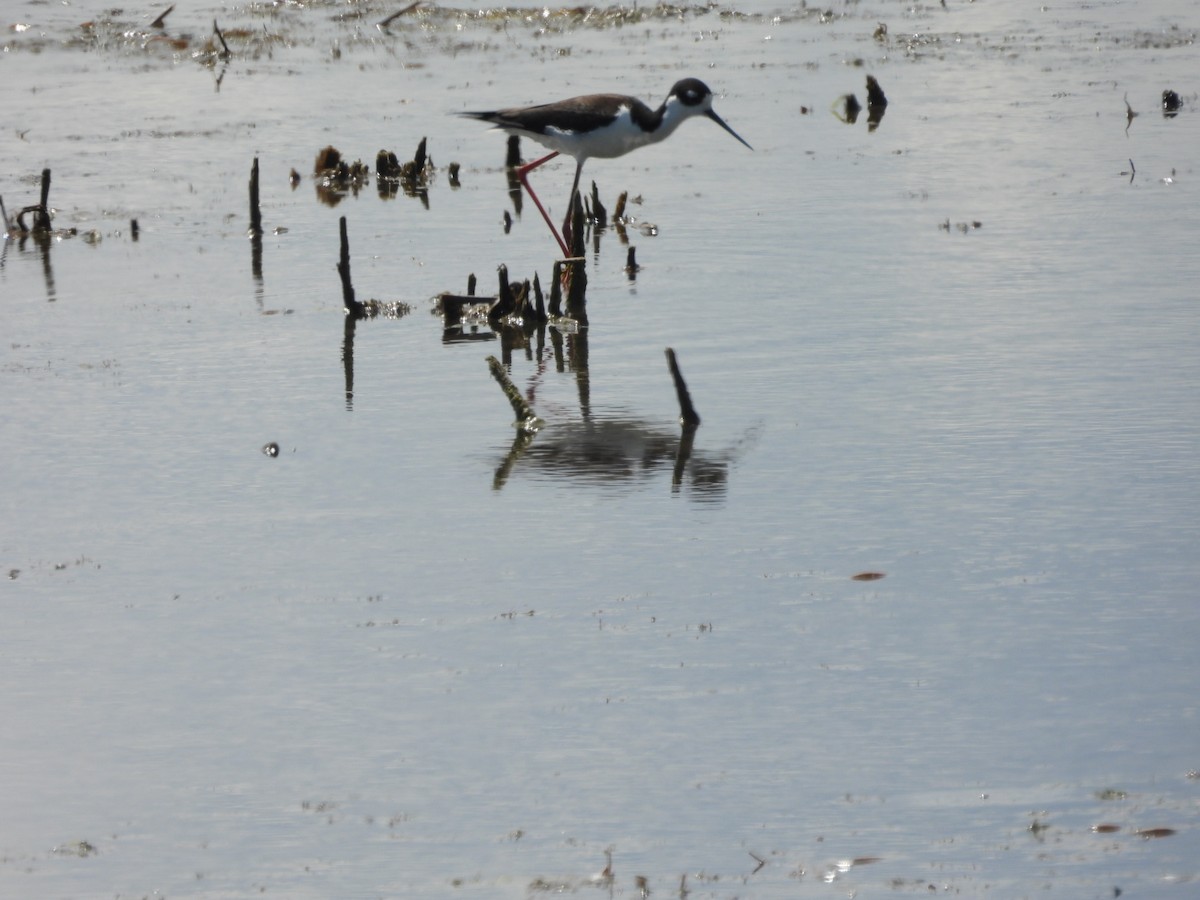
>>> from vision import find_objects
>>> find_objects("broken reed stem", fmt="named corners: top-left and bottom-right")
top-left (248, 156), bottom-right (263, 237)
top-left (0, 194), bottom-right (10, 234)
top-left (665, 347), bottom-right (701, 427)
top-left (487, 355), bottom-right (541, 429)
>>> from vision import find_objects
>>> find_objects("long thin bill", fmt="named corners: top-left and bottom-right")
top-left (706, 109), bottom-right (753, 150)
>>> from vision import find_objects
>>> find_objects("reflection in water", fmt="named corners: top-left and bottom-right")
top-left (489, 337), bottom-right (752, 503)
top-left (833, 75), bottom-right (887, 132)
top-left (493, 413), bottom-right (740, 502)
top-left (13, 230), bottom-right (59, 302)
top-left (865, 74), bottom-right (888, 132)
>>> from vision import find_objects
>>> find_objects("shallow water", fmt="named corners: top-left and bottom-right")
top-left (3, 1), bottom-right (1199, 897)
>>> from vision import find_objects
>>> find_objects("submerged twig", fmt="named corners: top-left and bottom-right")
top-left (487, 356), bottom-right (543, 431)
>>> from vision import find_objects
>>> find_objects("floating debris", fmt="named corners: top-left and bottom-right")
top-left (1091, 823), bottom-right (1121, 833)
top-left (1134, 827), bottom-right (1176, 839)
top-left (1162, 89), bottom-right (1182, 117)
top-left (851, 571), bottom-right (885, 581)
top-left (375, 137), bottom-right (434, 199)
top-left (314, 145), bottom-right (371, 202)
top-left (262, 442), bottom-right (280, 457)
top-left (939, 218), bottom-right (983, 232)
top-left (52, 840), bottom-right (98, 857)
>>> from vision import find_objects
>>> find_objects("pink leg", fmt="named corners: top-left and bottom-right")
top-left (516, 151), bottom-right (570, 257)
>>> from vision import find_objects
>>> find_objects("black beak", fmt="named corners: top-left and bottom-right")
top-left (706, 109), bottom-right (753, 150)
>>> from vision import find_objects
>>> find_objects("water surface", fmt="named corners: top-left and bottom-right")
top-left (3, 1), bottom-right (1199, 897)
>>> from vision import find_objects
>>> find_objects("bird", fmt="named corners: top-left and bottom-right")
top-left (460, 77), bottom-right (752, 256)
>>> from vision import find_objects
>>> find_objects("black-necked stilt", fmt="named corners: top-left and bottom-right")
top-left (460, 77), bottom-right (752, 256)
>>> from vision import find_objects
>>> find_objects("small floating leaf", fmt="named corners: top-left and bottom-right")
top-left (1091, 824), bottom-right (1121, 833)
top-left (851, 571), bottom-right (885, 581)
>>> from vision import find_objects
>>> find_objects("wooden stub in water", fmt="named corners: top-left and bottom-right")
top-left (15, 168), bottom-right (54, 232)
top-left (590, 181), bottom-right (607, 229)
top-left (338, 216), bottom-right (364, 317)
top-left (248, 156), bottom-right (263, 237)
top-left (489, 264), bottom-right (515, 323)
top-left (548, 260), bottom-right (563, 317)
top-left (665, 347), bottom-right (701, 427)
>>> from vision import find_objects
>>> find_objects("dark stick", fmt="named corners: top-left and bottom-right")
top-left (34, 169), bottom-right (52, 230)
top-left (568, 190), bottom-right (585, 257)
top-left (665, 348), bottom-right (701, 427)
top-left (379, 1), bottom-right (422, 29)
top-left (212, 20), bottom-right (231, 58)
top-left (489, 264), bottom-right (514, 322)
top-left (548, 260), bottom-right (563, 317)
top-left (532, 272), bottom-right (546, 322)
top-left (590, 181), bottom-right (607, 229)
top-left (337, 216), bottom-right (363, 316)
top-left (150, 5), bottom-right (174, 28)
top-left (248, 156), bottom-right (263, 236)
